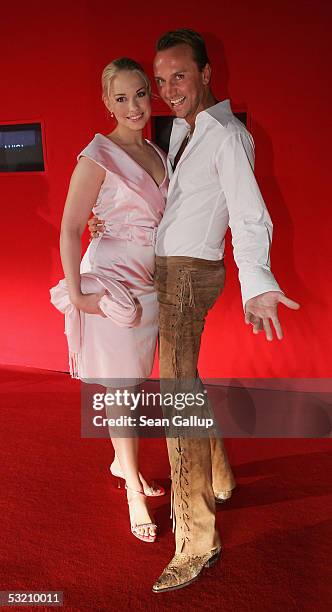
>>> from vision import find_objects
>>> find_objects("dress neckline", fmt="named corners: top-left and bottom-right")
top-left (96, 133), bottom-right (167, 190)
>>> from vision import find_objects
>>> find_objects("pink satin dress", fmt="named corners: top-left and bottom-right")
top-left (78, 133), bottom-right (168, 383)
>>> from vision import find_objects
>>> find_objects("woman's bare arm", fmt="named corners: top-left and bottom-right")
top-left (60, 157), bottom-right (105, 310)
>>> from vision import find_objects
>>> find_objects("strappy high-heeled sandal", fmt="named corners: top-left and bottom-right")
top-left (125, 485), bottom-right (157, 543)
top-left (110, 460), bottom-right (165, 497)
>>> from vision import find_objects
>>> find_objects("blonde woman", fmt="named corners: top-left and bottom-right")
top-left (55, 58), bottom-right (168, 542)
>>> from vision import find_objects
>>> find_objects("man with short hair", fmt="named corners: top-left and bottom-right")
top-left (150, 28), bottom-right (299, 593)
top-left (89, 28), bottom-right (299, 592)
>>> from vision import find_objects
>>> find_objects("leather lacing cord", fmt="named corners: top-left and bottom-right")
top-left (169, 268), bottom-right (196, 550)
top-left (171, 268), bottom-right (195, 378)
top-left (170, 438), bottom-right (191, 552)
top-left (179, 269), bottom-right (195, 312)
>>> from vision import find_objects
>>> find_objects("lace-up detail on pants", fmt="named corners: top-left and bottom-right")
top-left (167, 266), bottom-right (196, 377)
top-left (170, 439), bottom-right (190, 550)
top-left (155, 255), bottom-right (231, 555)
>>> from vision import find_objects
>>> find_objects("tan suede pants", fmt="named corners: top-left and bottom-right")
top-left (155, 255), bottom-right (235, 555)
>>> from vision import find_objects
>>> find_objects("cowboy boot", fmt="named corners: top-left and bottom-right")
top-left (152, 435), bottom-right (221, 593)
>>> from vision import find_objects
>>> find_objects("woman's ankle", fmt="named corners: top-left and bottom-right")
top-left (125, 478), bottom-right (144, 494)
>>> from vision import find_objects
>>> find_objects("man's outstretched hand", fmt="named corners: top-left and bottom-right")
top-left (245, 291), bottom-right (300, 341)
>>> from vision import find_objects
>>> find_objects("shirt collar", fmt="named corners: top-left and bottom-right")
top-left (196, 99), bottom-right (232, 125)
top-left (168, 99), bottom-right (233, 162)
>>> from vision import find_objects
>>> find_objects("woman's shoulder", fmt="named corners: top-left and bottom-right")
top-left (77, 134), bottom-right (115, 173)
top-left (77, 133), bottom-right (110, 158)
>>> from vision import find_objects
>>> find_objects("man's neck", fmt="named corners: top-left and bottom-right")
top-left (185, 91), bottom-right (218, 131)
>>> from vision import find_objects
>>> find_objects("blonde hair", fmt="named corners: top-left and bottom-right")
top-left (101, 57), bottom-right (151, 104)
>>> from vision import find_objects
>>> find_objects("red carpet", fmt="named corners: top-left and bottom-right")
top-left (1, 366), bottom-right (331, 611)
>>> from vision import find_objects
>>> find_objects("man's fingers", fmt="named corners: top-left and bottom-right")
top-left (88, 217), bottom-right (105, 230)
top-left (278, 294), bottom-right (300, 310)
top-left (245, 312), bottom-right (252, 325)
top-left (262, 318), bottom-right (273, 341)
top-left (271, 315), bottom-right (283, 340)
top-left (247, 312), bottom-right (283, 341)
top-left (90, 225), bottom-right (105, 238)
top-left (245, 292), bottom-right (299, 341)
top-left (245, 311), bottom-right (263, 333)
top-left (250, 314), bottom-right (263, 334)
top-left (253, 318), bottom-right (263, 334)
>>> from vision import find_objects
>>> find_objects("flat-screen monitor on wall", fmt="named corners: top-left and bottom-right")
top-left (0, 123), bottom-right (45, 172)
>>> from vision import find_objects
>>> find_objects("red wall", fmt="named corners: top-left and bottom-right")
top-left (1, 0), bottom-right (331, 377)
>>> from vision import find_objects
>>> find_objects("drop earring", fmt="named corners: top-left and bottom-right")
top-left (110, 111), bottom-right (114, 117)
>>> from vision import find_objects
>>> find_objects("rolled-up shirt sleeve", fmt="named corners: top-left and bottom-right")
top-left (216, 130), bottom-right (282, 309)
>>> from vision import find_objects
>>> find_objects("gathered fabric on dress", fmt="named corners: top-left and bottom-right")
top-left (51, 133), bottom-right (168, 385)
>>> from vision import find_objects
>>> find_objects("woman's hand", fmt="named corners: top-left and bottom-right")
top-left (72, 291), bottom-right (107, 317)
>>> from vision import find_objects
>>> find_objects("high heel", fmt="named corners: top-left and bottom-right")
top-left (110, 461), bottom-right (165, 497)
top-left (110, 474), bottom-right (124, 490)
top-left (125, 485), bottom-right (157, 543)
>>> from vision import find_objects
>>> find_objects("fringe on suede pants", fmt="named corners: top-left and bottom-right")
top-left (155, 255), bottom-right (236, 555)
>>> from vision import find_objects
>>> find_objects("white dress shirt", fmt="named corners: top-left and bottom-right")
top-left (155, 99), bottom-right (282, 307)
